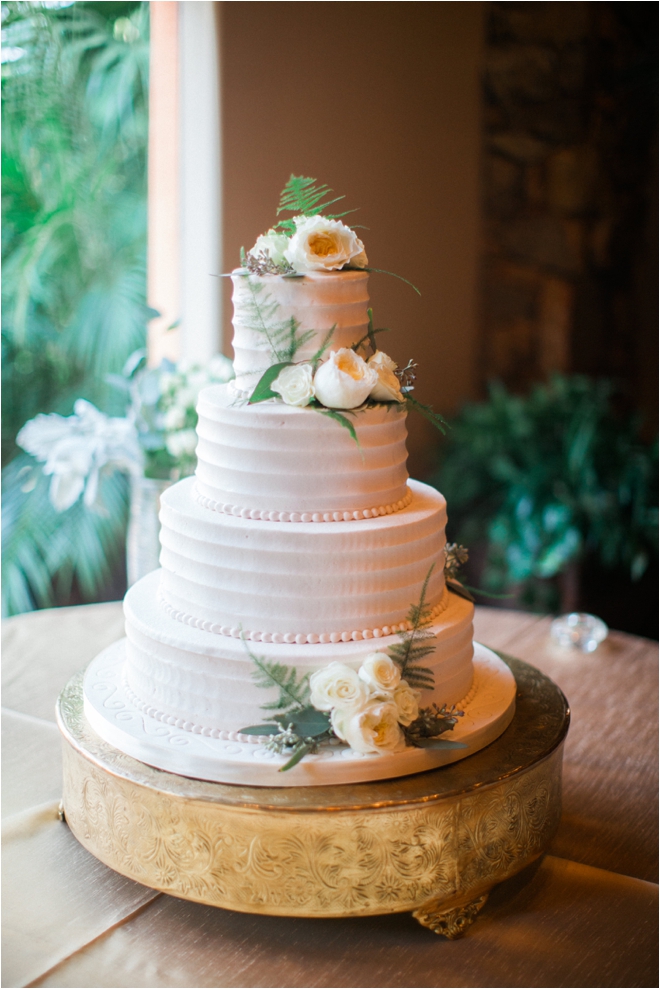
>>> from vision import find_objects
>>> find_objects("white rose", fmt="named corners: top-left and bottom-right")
top-left (348, 248), bottom-right (369, 269)
top-left (310, 662), bottom-right (367, 713)
top-left (249, 228), bottom-right (289, 267)
top-left (368, 351), bottom-right (403, 403)
top-left (334, 700), bottom-right (406, 754)
top-left (284, 215), bottom-right (367, 272)
top-left (359, 652), bottom-right (401, 693)
top-left (165, 428), bottom-right (197, 458)
top-left (271, 363), bottom-right (315, 407)
top-left (393, 681), bottom-right (420, 727)
top-left (312, 349), bottom-right (378, 410)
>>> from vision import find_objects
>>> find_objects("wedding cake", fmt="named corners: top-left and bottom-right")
top-left (83, 177), bottom-right (516, 785)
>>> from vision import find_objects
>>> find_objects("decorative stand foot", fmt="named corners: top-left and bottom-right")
top-left (57, 799), bottom-right (66, 823)
top-left (413, 892), bottom-right (489, 939)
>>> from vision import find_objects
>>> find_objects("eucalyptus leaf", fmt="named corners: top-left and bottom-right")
top-left (248, 362), bottom-right (293, 404)
top-left (446, 579), bottom-right (476, 603)
top-left (238, 724), bottom-right (280, 736)
top-left (275, 706), bottom-right (331, 737)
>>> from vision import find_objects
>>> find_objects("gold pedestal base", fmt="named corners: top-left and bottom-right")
top-left (57, 655), bottom-right (569, 937)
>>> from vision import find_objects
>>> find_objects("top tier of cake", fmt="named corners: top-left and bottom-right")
top-left (231, 269), bottom-right (370, 393)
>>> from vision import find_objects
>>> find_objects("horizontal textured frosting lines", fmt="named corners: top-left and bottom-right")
top-left (123, 571), bottom-right (475, 734)
top-left (195, 384), bottom-right (409, 516)
top-left (231, 270), bottom-right (370, 391)
top-left (158, 478), bottom-right (448, 637)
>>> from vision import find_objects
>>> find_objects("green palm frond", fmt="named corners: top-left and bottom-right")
top-left (2, 454), bottom-right (128, 618)
top-left (2, 1), bottom-right (150, 613)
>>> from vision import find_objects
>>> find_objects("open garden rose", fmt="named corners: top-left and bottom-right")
top-left (358, 652), bottom-right (401, 692)
top-left (284, 215), bottom-right (367, 272)
top-left (368, 351), bottom-right (403, 403)
top-left (332, 700), bottom-right (406, 754)
top-left (312, 348), bottom-right (378, 409)
top-left (271, 363), bottom-right (315, 407)
top-left (248, 228), bottom-right (289, 267)
top-left (309, 662), bottom-right (367, 712)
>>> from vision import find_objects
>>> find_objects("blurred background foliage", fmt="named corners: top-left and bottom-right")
top-left (2, 0), bottom-right (150, 616)
top-left (431, 375), bottom-right (658, 637)
top-left (2, 1), bottom-right (656, 638)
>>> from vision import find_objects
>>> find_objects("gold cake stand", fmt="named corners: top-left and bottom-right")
top-left (57, 654), bottom-right (569, 938)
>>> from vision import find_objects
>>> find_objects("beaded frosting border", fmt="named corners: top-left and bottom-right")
top-left (122, 655), bottom-right (479, 743)
top-left (194, 484), bottom-right (413, 523)
top-left (159, 586), bottom-right (450, 645)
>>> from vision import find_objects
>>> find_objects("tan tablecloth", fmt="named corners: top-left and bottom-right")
top-left (2, 603), bottom-right (658, 988)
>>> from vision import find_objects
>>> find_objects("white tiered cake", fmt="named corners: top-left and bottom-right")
top-left (83, 190), bottom-right (515, 786)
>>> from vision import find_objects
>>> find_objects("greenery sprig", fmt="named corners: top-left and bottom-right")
top-left (403, 704), bottom-right (466, 750)
top-left (275, 175), bottom-right (355, 235)
top-left (386, 565), bottom-right (437, 690)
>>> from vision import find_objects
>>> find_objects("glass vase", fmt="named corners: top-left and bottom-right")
top-left (126, 475), bottom-right (171, 587)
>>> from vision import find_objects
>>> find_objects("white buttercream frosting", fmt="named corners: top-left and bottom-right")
top-left (195, 384), bottom-right (409, 517)
top-left (231, 270), bottom-right (370, 392)
top-left (124, 570), bottom-right (474, 735)
top-left (158, 477), bottom-right (448, 638)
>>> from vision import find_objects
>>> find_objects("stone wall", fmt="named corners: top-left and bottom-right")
top-left (481, 2), bottom-right (657, 422)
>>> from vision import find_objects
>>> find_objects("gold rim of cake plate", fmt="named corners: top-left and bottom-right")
top-left (57, 653), bottom-right (569, 936)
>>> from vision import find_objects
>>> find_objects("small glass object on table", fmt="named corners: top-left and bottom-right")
top-left (551, 612), bottom-right (608, 652)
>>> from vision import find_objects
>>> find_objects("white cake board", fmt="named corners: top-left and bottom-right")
top-left (82, 642), bottom-right (516, 787)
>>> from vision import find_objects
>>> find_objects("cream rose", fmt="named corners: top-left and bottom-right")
top-left (309, 662), bottom-right (367, 713)
top-left (393, 681), bottom-right (420, 727)
top-left (248, 228), bottom-right (289, 267)
top-left (368, 351), bottom-right (403, 403)
top-left (333, 700), bottom-right (406, 754)
top-left (312, 348), bottom-right (378, 410)
top-left (358, 652), bottom-right (401, 693)
top-left (271, 363), bottom-right (315, 407)
top-left (284, 215), bottom-right (367, 272)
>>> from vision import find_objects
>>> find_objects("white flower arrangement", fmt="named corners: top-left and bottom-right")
top-left (283, 214), bottom-right (368, 273)
top-left (240, 567), bottom-right (466, 770)
top-left (239, 174), bottom-right (449, 438)
top-left (16, 351), bottom-right (234, 513)
top-left (16, 399), bottom-right (142, 512)
top-left (311, 652), bottom-right (419, 755)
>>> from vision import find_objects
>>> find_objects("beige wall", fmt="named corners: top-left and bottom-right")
top-left (221, 2), bottom-right (484, 474)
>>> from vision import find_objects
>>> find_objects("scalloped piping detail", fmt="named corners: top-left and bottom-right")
top-left (193, 484), bottom-right (413, 523)
top-left (159, 585), bottom-right (450, 645)
top-left (122, 658), bottom-right (476, 743)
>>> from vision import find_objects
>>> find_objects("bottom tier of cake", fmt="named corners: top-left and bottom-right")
top-left (83, 640), bottom-right (516, 786)
top-left (123, 570), bottom-right (477, 733)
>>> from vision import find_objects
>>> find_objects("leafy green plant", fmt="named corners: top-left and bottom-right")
top-left (430, 375), bottom-right (658, 611)
top-left (2, 1), bottom-right (151, 615)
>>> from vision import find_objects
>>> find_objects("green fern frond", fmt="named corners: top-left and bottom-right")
top-left (245, 644), bottom-right (311, 715)
top-left (241, 276), bottom-right (314, 364)
top-left (310, 325), bottom-right (336, 364)
top-left (387, 564), bottom-right (438, 689)
top-left (276, 174), bottom-right (349, 220)
top-left (405, 395), bottom-right (448, 435)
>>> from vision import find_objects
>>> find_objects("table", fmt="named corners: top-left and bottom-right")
top-left (3, 603), bottom-right (658, 988)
